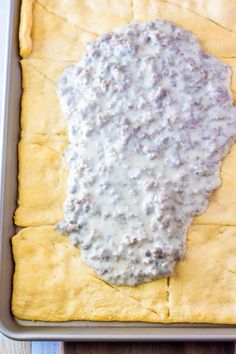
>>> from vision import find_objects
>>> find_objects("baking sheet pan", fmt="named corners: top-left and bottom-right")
top-left (0, 0), bottom-right (236, 341)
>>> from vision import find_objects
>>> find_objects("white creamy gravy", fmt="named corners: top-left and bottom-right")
top-left (57, 20), bottom-right (236, 286)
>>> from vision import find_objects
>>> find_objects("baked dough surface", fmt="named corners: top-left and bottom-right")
top-left (169, 225), bottom-right (236, 324)
top-left (13, 0), bottom-right (236, 322)
top-left (19, 59), bottom-right (69, 135)
top-left (14, 133), bottom-right (68, 226)
top-left (12, 225), bottom-right (236, 323)
top-left (12, 226), bottom-right (167, 322)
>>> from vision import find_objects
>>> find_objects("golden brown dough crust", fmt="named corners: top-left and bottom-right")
top-left (19, 0), bottom-right (34, 57)
top-left (12, 226), bottom-right (167, 322)
top-left (20, 59), bottom-right (70, 135)
top-left (12, 225), bottom-right (236, 323)
top-left (168, 225), bottom-right (236, 323)
top-left (36, 0), bottom-right (133, 34)
top-left (162, 0), bottom-right (236, 32)
top-left (14, 134), bottom-right (68, 226)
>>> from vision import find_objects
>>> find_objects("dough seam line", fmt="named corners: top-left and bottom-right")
top-left (35, 0), bottom-right (100, 37)
top-left (159, 0), bottom-right (236, 34)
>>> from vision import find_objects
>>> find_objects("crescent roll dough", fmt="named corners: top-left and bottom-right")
top-left (14, 0), bottom-right (236, 323)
